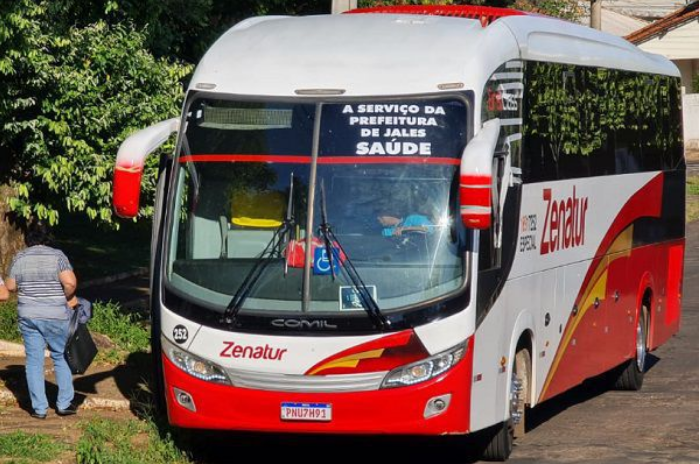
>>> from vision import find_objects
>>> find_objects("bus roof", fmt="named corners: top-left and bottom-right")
top-left (188, 12), bottom-right (679, 97)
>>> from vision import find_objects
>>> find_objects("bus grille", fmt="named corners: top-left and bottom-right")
top-left (225, 369), bottom-right (387, 392)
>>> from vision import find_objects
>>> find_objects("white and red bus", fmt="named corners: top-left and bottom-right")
top-left (112, 6), bottom-right (685, 460)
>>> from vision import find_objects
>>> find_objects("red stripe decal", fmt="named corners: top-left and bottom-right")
top-left (179, 154), bottom-right (459, 165)
top-left (573, 173), bottom-right (664, 306)
top-left (304, 330), bottom-right (429, 376)
top-left (460, 174), bottom-right (492, 184)
top-left (179, 154), bottom-right (311, 164)
top-left (460, 187), bottom-right (491, 207)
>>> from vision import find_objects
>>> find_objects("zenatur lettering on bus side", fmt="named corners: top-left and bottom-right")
top-left (220, 341), bottom-right (288, 361)
top-left (540, 186), bottom-right (588, 255)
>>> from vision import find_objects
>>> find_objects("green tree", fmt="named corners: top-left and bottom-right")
top-left (0, 0), bottom-right (581, 235)
top-left (0, 1), bottom-right (191, 227)
top-left (42, 0), bottom-right (330, 63)
top-left (512, 0), bottom-right (581, 21)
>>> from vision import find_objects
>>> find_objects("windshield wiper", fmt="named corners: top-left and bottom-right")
top-left (221, 219), bottom-right (292, 325)
top-left (222, 175), bottom-right (295, 326)
top-left (318, 180), bottom-right (390, 331)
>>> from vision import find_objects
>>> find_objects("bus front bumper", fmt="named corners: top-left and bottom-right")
top-left (162, 347), bottom-right (473, 435)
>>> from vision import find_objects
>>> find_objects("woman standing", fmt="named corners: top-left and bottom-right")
top-left (5, 224), bottom-right (78, 419)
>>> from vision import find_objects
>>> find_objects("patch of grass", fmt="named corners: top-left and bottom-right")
top-left (90, 301), bottom-right (150, 354)
top-left (0, 431), bottom-right (66, 462)
top-left (0, 300), bottom-right (20, 343)
top-left (687, 175), bottom-right (699, 222)
top-left (76, 418), bottom-right (190, 464)
top-left (0, 300), bottom-right (149, 365)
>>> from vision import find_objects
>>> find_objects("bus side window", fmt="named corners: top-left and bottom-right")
top-left (523, 62), bottom-right (684, 185)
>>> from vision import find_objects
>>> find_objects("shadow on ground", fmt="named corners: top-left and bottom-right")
top-left (0, 351), bottom-right (152, 416)
top-left (526, 353), bottom-right (660, 432)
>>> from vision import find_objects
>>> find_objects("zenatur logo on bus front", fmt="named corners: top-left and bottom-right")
top-left (220, 342), bottom-right (288, 361)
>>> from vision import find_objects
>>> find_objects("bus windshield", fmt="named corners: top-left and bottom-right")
top-left (166, 97), bottom-right (468, 317)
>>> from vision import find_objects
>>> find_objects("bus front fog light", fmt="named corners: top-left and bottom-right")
top-left (424, 394), bottom-right (451, 418)
top-left (174, 387), bottom-right (196, 412)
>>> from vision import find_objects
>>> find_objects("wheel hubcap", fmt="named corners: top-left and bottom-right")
top-left (510, 375), bottom-right (523, 424)
top-left (636, 318), bottom-right (646, 372)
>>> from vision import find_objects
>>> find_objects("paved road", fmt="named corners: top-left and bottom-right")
top-left (184, 222), bottom-right (698, 464)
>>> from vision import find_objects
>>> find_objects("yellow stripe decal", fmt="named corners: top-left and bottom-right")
top-left (308, 349), bottom-right (385, 375)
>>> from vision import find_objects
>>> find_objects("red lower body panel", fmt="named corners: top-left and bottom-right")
top-left (163, 340), bottom-right (473, 435)
top-left (542, 239), bottom-right (684, 402)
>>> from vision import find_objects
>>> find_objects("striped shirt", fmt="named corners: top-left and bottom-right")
top-left (9, 245), bottom-right (73, 320)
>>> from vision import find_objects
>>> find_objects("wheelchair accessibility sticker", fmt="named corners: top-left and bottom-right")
top-left (313, 247), bottom-right (342, 275)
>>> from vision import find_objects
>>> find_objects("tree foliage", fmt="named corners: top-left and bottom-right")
top-left (0, 0), bottom-right (582, 230)
top-left (0, 1), bottom-right (191, 226)
top-left (525, 62), bottom-right (683, 171)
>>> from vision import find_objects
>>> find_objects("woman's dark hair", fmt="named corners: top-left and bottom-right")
top-left (25, 222), bottom-right (53, 247)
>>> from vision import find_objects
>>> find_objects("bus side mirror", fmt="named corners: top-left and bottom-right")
top-left (459, 119), bottom-right (500, 229)
top-left (113, 118), bottom-right (180, 218)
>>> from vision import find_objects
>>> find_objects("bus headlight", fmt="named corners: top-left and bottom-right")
top-left (162, 337), bottom-right (231, 385)
top-left (381, 342), bottom-right (466, 389)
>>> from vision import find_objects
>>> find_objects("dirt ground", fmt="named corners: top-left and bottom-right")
top-left (0, 354), bottom-right (149, 463)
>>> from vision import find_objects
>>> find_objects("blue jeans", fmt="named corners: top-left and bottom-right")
top-left (18, 317), bottom-right (74, 413)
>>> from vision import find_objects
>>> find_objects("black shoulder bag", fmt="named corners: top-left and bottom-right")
top-left (64, 305), bottom-right (98, 374)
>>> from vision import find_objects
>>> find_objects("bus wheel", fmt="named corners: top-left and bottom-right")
top-left (481, 348), bottom-right (529, 461)
top-left (613, 306), bottom-right (648, 391)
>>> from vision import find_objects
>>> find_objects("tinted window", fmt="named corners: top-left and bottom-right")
top-left (522, 62), bottom-right (684, 183)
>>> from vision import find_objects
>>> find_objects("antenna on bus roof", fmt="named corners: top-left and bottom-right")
top-left (345, 5), bottom-right (529, 26)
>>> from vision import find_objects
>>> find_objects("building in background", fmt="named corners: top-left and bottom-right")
top-left (601, 0), bottom-right (689, 21)
top-left (627, 2), bottom-right (699, 148)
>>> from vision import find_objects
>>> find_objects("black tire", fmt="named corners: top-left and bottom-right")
top-left (481, 420), bottom-right (513, 462)
top-left (612, 307), bottom-right (648, 391)
top-left (151, 320), bottom-right (167, 414)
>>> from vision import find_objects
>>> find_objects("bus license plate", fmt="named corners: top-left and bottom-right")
top-left (281, 402), bottom-right (332, 422)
